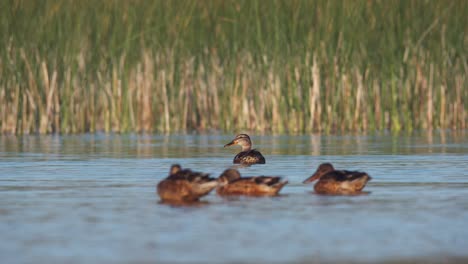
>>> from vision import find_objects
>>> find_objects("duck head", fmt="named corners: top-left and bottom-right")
top-left (303, 163), bottom-right (335, 183)
top-left (170, 164), bottom-right (182, 175)
top-left (218, 169), bottom-right (241, 185)
top-left (224, 134), bottom-right (252, 151)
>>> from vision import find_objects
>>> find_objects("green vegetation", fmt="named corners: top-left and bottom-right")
top-left (0, 0), bottom-right (466, 134)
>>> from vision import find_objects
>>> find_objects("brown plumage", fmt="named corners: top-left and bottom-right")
top-left (217, 169), bottom-right (287, 196)
top-left (303, 163), bottom-right (372, 195)
top-left (157, 164), bottom-right (218, 202)
top-left (224, 134), bottom-right (266, 164)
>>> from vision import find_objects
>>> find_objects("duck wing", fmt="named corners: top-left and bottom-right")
top-left (186, 171), bottom-right (214, 183)
top-left (324, 170), bottom-right (368, 182)
top-left (167, 169), bottom-right (214, 183)
top-left (234, 149), bottom-right (266, 164)
top-left (253, 176), bottom-right (282, 186)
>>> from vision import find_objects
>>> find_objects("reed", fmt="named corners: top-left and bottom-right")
top-left (0, 0), bottom-right (466, 134)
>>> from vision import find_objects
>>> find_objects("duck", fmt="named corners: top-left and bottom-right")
top-left (217, 168), bottom-right (287, 196)
top-left (224, 134), bottom-right (266, 164)
top-left (303, 163), bottom-right (372, 195)
top-left (157, 164), bottom-right (218, 203)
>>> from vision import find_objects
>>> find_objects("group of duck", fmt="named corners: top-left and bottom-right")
top-left (157, 134), bottom-right (372, 203)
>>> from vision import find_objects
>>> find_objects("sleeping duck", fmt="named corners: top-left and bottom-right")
top-left (303, 163), bottom-right (371, 195)
top-left (217, 168), bottom-right (287, 196)
top-left (157, 164), bottom-right (218, 202)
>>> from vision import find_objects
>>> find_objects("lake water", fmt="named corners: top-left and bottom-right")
top-left (1, 131), bottom-right (468, 264)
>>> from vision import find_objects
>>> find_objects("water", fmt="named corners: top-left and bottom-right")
top-left (1, 132), bottom-right (468, 264)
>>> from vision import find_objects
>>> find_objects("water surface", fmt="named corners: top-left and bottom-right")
top-left (1, 131), bottom-right (468, 263)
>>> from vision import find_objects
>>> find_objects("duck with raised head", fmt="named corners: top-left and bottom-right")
top-left (217, 169), bottom-right (287, 196)
top-left (303, 163), bottom-right (372, 195)
top-left (224, 134), bottom-right (266, 164)
top-left (157, 164), bottom-right (218, 202)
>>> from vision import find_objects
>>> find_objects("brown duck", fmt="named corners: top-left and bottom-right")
top-left (224, 134), bottom-right (266, 164)
top-left (303, 163), bottom-right (372, 195)
top-left (157, 164), bottom-right (218, 202)
top-left (217, 169), bottom-right (287, 196)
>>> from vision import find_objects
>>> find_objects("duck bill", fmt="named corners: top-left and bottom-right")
top-left (224, 141), bottom-right (235, 147)
top-left (303, 173), bottom-right (321, 184)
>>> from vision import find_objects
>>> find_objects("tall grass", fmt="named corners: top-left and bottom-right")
top-left (0, 0), bottom-right (466, 134)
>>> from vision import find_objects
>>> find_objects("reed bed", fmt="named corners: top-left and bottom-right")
top-left (0, 0), bottom-right (466, 134)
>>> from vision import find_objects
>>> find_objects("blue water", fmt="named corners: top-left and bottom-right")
top-left (1, 131), bottom-right (467, 263)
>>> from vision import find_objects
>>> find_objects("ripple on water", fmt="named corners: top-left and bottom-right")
top-left (0, 133), bottom-right (467, 263)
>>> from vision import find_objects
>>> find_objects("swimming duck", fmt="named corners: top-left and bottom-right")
top-left (303, 163), bottom-right (372, 195)
top-left (217, 169), bottom-right (287, 196)
top-left (224, 134), bottom-right (266, 164)
top-left (157, 164), bottom-right (218, 202)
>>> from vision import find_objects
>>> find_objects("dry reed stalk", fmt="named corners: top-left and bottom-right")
top-left (195, 65), bottom-right (207, 131)
top-left (449, 103), bottom-right (455, 129)
top-left (269, 71), bottom-right (283, 132)
top-left (75, 83), bottom-right (85, 133)
top-left (293, 66), bottom-right (302, 132)
top-left (164, 53), bottom-right (176, 131)
top-left (25, 86), bottom-right (38, 133)
top-left (39, 61), bottom-right (50, 134)
top-left (21, 92), bottom-right (29, 134)
top-left (416, 63), bottom-right (426, 129)
top-left (49, 70), bottom-right (57, 132)
top-left (108, 67), bottom-right (120, 132)
top-left (240, 74), bottom-right (249, 129)
top-left (1, 86), bottom-right (8, 133)
top-left (248, 99), bottom-right (258, 131)
top-left (257, 85), bottom-right (267, 131)
top-left (439, 85), bottom-right (446, 128)
top-left (117, 75), bottom-right (123, 132)
top-left (384, 111), bottom-right (390, 129)
top-left (419, 70), bottom-right (428, 129)
top-left (310, 56), bottom-right (321, 132)
top-left (341, 74), bottom-right (351, 131)
top-left (228, 64), bottom-right (240, 129)
top-left (455, 75), bottom-right (464, 129)
top-left (140, 52), bottom-right (153, 132)
top-left (426, 63), bottom-right (434, 130)
top-left (1, 84), bottom-right (19, 134)
top-left (326, 104), bottom-right (332, 133)
top-left (61, 68), bottom-right (70, 133)
top-left (209, 70), bottom-right (220, 130)
top-left (53, 71), bottom-right (60, 134)
top-left (404, 75), bottom-right (412, 131)
top-left (0, 86), bottom-right (4, 133)
top-left (267, 70), bottom-right (276, 131)
top-left (127, 70), bottom-right (136, 131)
top-left (405, 68), bottom-right (414, 129)
top-left (97, 72), bottom-right (110, 132)
top-left (135, 63), bottom-right (143, 131)
top-left (77, 78), bottom-right (87, 133)
top-left (209, 56), bottom-right (221, 127)
top-left (179, 68), bottom-right (187, 131)
top-left (39, 62), bottom-right (57, 134)
top-left (182, 59), bottom-right (194, 131)
top-left (89, 82), bottom-right (96, 132)
top-left (353, 68), bottom-right (364, 131)
top-left (362, 71), bottom-right (368, 131)
top-left (160, 70), bottom-right (170, 133)
top-left (413, 63), bottom-right (420, 128)
top-left (20, 49), bottom-right (43, 133)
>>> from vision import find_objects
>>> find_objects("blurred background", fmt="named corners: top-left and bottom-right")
top-left (0, 0), bottom-right (466, 134)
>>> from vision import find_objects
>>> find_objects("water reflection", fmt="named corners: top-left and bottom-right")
top-left (158, 200), bottom-right (211, 208)
top-left (1, 130), bottom-right (466, 158)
